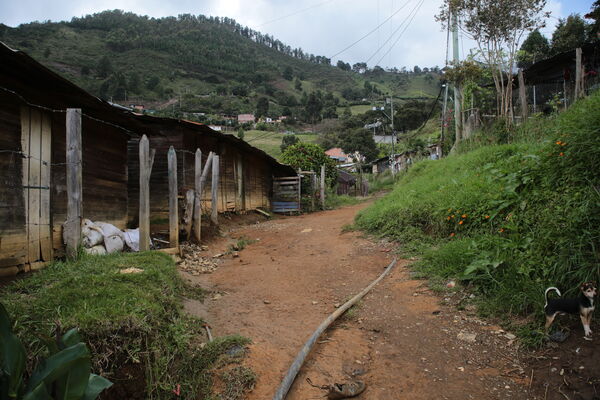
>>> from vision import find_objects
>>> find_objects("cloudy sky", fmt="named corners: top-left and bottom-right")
top-left (0, 0), bottom-right (594, 69)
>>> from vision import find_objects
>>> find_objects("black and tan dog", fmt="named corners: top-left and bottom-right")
top-left (545, 282), bottom-right (597, 339)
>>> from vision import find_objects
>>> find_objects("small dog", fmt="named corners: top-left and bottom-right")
top-left (544, 282), bottom-right (596, 338)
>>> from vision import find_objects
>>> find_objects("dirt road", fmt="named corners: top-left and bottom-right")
top-left (182, 202), bottom-right (534, 399)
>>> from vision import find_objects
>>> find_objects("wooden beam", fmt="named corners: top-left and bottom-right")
top-left (168, 146), bottom-right (178, 248)
top-left (236, 155), bottom-right (245, 212)
top-left (518, 69), bottom-right (528, 121)
top-left (65, 108), bottom-right (82, 259)
top-left (575, 47), bottom-right (583, 99)
top-left (211, 155), bottom-right (220, 225)
top-left (193, 149), bottom-right (202, 243)
top-left (320, 165), bottom-right (325, 210)
top-left (139, 135), bottom-right (154, 251)
top-left (183, 189), bottom-right (194, 240)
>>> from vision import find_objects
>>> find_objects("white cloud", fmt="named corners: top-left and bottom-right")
top-left (0, 0), bottom-right (583, 69)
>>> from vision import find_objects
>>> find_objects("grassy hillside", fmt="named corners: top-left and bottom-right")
top-left (356, 91), bottom-right (600, 340)
top-left (241, 130), bottom-right (318, 159)
top-left (0, 10), bottom-right (440, 117)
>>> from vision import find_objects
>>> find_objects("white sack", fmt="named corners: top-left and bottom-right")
top-left (84, 245), bottom-right (107, 255)
top-left (123, 229), bottom-right (140, 252)
top-left (105, 235), bottom-right (124, 254)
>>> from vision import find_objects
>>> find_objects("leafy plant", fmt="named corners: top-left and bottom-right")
top-left (0, 303), bottom-right (112, 400)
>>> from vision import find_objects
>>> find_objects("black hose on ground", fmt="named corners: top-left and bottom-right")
top-left (272, 258), bottom-right (398, 400)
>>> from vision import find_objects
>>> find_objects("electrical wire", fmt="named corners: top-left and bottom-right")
top-left (365, 0), bottom-right (422, 65)
top-left (256, 0), bottom-right (338, 28)
top-left (374, 0), bottom-right (424, 67)
top-left (329, 0), bottom-right (413, 59)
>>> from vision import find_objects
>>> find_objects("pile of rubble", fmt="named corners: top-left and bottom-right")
top-left (179, 243), bottom-right (221, 275)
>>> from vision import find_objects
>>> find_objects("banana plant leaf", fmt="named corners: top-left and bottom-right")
top-left (26, 343), bottom-right (90, 394)
top-left (82, 374), bottom-right (113, 400)
top-left (21, 383), bottom-right (51, 400)
top-left (0, 303), bottom-right (26, 399)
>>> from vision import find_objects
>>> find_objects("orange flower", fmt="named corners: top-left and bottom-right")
top-left (461, 214), bottom-right (467, 218)
top-left (556, 140), bottom-right (562, 145)
top-left (447, 216), bottom-right (451, 220)
top-left (559, 152), bottom-right (564, 157)
top-left (450, 233), bottom-right (455, 237)
top-left (485, 215), bottom-right (490, 219)
top-left (459, 220), bottom-right (464, 225)
top-left (499, 228), bottom-right (505, 233)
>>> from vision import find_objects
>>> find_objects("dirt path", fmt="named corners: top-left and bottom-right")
top-left (182, 202), bottom-right (535, 399)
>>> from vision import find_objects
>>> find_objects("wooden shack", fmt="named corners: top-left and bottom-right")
top-left (0, 42), bottom-right (136, 275)
top-left (126, 117), bottom-right (295, 226)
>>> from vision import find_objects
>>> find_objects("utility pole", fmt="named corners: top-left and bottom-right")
top-left (451, 11), bottom-right (462, 150)
top-left (390, 96), bottom-right (396, 175)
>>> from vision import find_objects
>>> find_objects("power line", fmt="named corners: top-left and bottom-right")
top-left (256, 0), bottom-right (338, 28)
top-left (329, 0), bottom-right (413, 59)
top-left (365, 0), bottom-right (422, 65)
top-left (374, 0), bottom-right (424, 67)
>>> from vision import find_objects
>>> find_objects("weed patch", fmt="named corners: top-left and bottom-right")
top-left (0, 252), bottom-right (249, 399)
top-left (356, 92), bottom-right (600, 335)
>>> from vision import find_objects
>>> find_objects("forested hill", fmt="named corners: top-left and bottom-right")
top-left (0, 10), bottom-right (441, 117)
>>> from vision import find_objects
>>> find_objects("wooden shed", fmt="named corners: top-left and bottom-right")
top-left (126, 116), bottom-right (295, 226)
top-left (0, 42), bottom-right (136, 275)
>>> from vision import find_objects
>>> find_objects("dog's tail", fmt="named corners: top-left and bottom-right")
top-left (544, 287), bottom-right (561, 308)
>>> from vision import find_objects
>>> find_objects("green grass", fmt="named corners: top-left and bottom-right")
top-left (0, 252), bottom-right (250, 399)
top-left (356, 91), bottom-right (600, 330)
top-left (242, 130), bottom-right (318, 159)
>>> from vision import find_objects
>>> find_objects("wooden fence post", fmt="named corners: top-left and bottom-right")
top-left (236, 155), bottom-right (245, 212)
top-left (65, 108), bottom-right (82, 259)
top-left (168, 146), bottom-right (178, 248)
top-left (211, 155), bottom-right (220, 225)
top-left (518, 69), bottom-right (528, 121)
top-left (139, 135), bottom-right (155, 251)
top-left (575, 47), bottom-right (583, 99)
top-left (320, 165), bottom-right (325, 210)
top-left (311, 172), bottom-right (316, 211)
top-left (193, 149), bottom-right (202, 242)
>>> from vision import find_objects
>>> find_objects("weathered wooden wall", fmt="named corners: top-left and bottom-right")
top-left (0, 94), bottom-right (26, 273)
top-left (0, 91), bottom-right (129, 272)
top-left (127, 126), bottom-right (274, 225)
top-left (50, 114), bottom-right (129, 257)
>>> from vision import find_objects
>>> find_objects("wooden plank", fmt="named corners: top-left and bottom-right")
top-left (28, 108), bottom-right (42, 262)
top-left (168, 146), bottom-right (179, 248)
top-left (183, 189), bottom-right (194, 240)
top-left (20, 106), bottom-right (30, 264)
top-left (320, 165), bottom-right (325, 210)
top-left (65, 109), bottom-right (82, 259)
top-left (197, 151), bottom-right (214, 230)
top-left (193, 149), bottom-right (202, 243)
top-left (575, 47), bottom-right (582, 99)
top-left (518, 69), bottom-right (528, 121)
top-left (139, 135), bottom-right (155, 251)
top-left (211, 155), bottom-right (219, 225)
top-left (236, 155), bottom-right (245, 212)
top-left (40, 112), bottom-right (52, 261)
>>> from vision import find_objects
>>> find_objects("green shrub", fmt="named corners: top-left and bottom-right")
top-left (356, 91), bottom-right (600, 319)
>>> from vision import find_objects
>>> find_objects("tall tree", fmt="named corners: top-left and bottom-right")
top-left (256, 97), bottom-right (269, 118)
top-left (96, 55), bottom-right (113, 79)
top-left (280, 134), bottom-right (299, 152)
top-left (585, 1), bottom-right (600, 41)
top-left (517, 30), bottom-right (550, 67)
top-left (551, 14), bottom-right (588, 55)
top-left (339, 128), bottom-right (378, 162)
top-left (437, 0), bottom-right (548, 121)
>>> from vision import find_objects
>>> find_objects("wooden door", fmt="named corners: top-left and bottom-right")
top-left (21, 106), bottom-right (52, 265)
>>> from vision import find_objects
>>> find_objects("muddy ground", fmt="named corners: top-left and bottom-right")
top-left (180, 202), bottom-right (600, 400)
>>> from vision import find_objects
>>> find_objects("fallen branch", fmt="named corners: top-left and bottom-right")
top-left (271, 258), bottom-right (398, 400)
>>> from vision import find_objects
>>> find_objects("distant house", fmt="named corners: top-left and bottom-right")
top-left (325, 147), bottom-right (349, 163)
top-left (237, 114), bottom-right (255, 124)
top-left (129, 104), bottom-right (144, 111)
